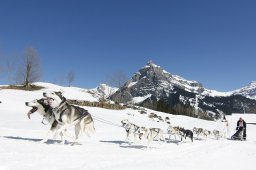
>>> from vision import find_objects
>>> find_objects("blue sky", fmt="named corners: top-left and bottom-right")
top-left (0, 0), bottom-right (255, 91)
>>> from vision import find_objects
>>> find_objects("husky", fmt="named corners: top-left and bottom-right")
top-left (167, 125), bottom-right (183, 141)
top-left (203, 129), bottom-right (211, 139)
top-left (121, 119), bottom-right (140, 143)
top-left (25, 98), bottom-right (65, 144)
top-left (212, 130), bottom-right (223, 139)
top-left (193, 127), bottom-right (211, 139)
top-left (138, 127), bottom-right (165, 149)
top-left (179, 128), bottom-right (193, 142)
top-left (43, 91), bottom-right (95, 145)
top-left (193, 127), bottom-right (204, 138)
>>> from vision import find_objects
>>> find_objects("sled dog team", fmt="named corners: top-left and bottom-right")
top-left (25, 91), bottom-right (226, 147)
top-left (121, 119), bottom-right (226, 148)
top-left (25, 91), bottom-right (95, 145)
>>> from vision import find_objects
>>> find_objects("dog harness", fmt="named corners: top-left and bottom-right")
top-left (73, 106), bottom-right (89, 122)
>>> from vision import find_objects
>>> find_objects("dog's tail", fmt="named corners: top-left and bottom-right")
top-left (84, 121), bottom-right (95, 137)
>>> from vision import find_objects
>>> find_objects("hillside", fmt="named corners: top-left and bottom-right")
top-left (0, 83), bottom-right (256, 170)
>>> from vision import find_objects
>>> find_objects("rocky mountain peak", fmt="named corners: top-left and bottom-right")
top-left (249, 81), bottom-right (256, 86)
top-left (110, 61), bottom-right (256, 119)
top-left (131, 60), bottom-right (171, 84)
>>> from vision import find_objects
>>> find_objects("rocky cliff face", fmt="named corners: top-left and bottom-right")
top-left (110, 61), bottom-right (256, 119)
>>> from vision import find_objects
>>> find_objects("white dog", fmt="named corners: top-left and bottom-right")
top-left (138, 127), bottom-right (165, 149)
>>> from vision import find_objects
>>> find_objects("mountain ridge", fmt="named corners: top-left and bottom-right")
top-left (110, 61), bottom-right (256, 119)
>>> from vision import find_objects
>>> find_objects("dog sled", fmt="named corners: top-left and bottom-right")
top-left (231, 127), bottom-right (246, 141)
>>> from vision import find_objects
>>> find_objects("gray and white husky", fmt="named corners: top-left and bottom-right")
top-left (25, 98), bottom-right (65, 144)
top-left (43, 91), bottom-right (95, 145)
top-left (167, 125), bottom-right (183, 141)
top-left (121, 119), bottom-right (140, 143)
top-left (138, 127), bottom-right (165, 149)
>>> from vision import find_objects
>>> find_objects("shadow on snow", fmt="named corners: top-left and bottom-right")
top-left (1, 136), bottom-right (73, 145)
top-left (100, 140), bottom-right (149, 149)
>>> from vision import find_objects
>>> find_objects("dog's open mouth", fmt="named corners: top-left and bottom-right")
top-left (47, 98), bottom-right (54, 103)
top-left (27, 107), bottom-right (38, 119)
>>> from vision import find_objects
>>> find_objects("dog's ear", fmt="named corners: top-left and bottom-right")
top-left (55, 91), bottom-right (63, 97)
top-left (38, 98), bottom-right (48, 106)
top-left (59, 89), bottom-right (64, 94)
top-left (55, 90), bottom-right (64, 97)
top-left (56, 90), bottom-right (66, 101)
top-left (37, 98), bottom-right (44, 104)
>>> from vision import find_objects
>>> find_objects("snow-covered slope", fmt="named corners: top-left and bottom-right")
top-left (33, 82), bottom-right (99, 102)
top-left (22, 82), bottom-right (117, 102)
top-left (0, 83), bottom-right (256, 170)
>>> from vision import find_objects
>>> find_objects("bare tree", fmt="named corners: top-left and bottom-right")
top-left (16, 47), bottom-right (41, 88)
top-left (108, 70), bottom-right (128, 88)
top-left (67, 70), bottom-right (75, 87)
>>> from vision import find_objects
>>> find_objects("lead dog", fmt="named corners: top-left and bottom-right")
top-left (25, 98), bottom-right (65, 144)
top-left (43, 91), bottom-right (95, 145)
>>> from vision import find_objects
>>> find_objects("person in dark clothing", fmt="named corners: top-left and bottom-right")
top-left (232, 117), bottom-right (246, 140)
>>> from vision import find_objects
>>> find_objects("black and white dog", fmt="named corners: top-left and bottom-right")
top-left (179, 128), bottom-right (193, 142)
top-left (43, 91), bottom-right (95, 145)
top-left (25, 98), bottom-right (65, 144)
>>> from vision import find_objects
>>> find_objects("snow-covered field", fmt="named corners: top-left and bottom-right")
top-left (0, 83), bottom-right (256, 170)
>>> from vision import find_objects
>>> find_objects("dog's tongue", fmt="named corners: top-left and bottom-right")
top-left (27, 107), bottom-right (37, 119)
top-left (27, 111), bottom-right (32, 119)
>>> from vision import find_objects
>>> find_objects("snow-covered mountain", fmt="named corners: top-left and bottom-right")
top-left (233, 81), bottom-right (256, 99)
top-left (88, 84), bottom-right (118, 100)
top-left (110, 61), bottom-right (256, 118)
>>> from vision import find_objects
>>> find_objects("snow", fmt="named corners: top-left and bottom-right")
top-left (128, 81), bottom-right (137, 88)
top-left (1, 83), bottom-right (256, 170)
top-left (233, 81), bottom-right (256, 99)
top-left (89, 84), bottom-right (118, 99)
top-left (132, 94), bottom-right (152, 104)
top-left (202, 89), bottom-right (233, 97)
